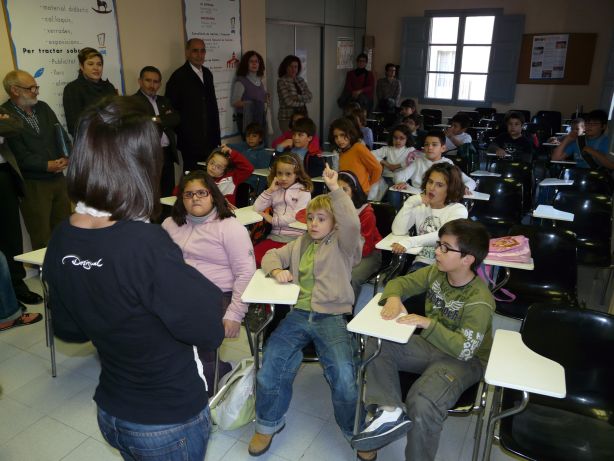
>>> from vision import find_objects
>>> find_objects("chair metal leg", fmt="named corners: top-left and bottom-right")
top-left (353, 337), bottom-right (382, 436)
top-left (253, 305), bottom-right (276, 372)
top-left (213, 349), bottom-right (220, 396)
top-left (40, 269), bottom-right (56, 378)
top-left (471, 387), bottom-right (487, 461)
top-left (482, 389), bottom-right (529, 461)
top-left (244, 319), bottom-right (255, 356)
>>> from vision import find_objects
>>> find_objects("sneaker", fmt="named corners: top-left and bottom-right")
top-left (351, 407), bottom-right (412, 452)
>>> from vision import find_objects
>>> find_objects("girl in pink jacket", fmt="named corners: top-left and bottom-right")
top-left (252, 153), bottom-right (313, 266)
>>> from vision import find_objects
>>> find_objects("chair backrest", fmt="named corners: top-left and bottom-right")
top-left (235, 182), bottom-right (253, 208)
top-left (457, 110), bottom-right (481, 126)
top-left (472, 177), bottom-right (524, 217)
top-left (559, 168), bottom-right (614, 195)
top-left (475, 107), bottom-right (496, 119)
top-left (371, 202), bottom-right (397, 237)
top-left (521, 305), bottom-right (614, 418)
top-left (420, 108), bottom-right (442, 129)
top-left (488, 161), bottom-right (533, 212)
top-left (532, 110), bottom-right (562, 137)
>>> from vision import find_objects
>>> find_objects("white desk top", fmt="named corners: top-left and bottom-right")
top-left (486, 153), bottom-right (512, 157)
top-left (14, 248), bottom-right (46, 266)
top-left (347, 293), bottom-right (416, 343)
top-left (321, 151), bottom-right (338, 157)
top-left (289, 221), bottom-right (307, 231)
top-left (241, 269), bottom-right (300, 304)
top-left (482, 257), bottom-right (534, 270)
top-left (160, 196), bottom-right (176, 206)
top-left (388, 186), bottom-right (490, 201)
top-left (533, 205), bottom-right (574, 222)
top-left (485, 330), bottom-right (566, 398)
top-left (372, 141), bottom-right (387, 147)
top-left (434, 123), bottom-right (449, 128)
top-left (158, 199), bottom-right (263, 226)
top-left (470, 170), bottom-right (501, 178)
top-left (253, 168), bottom-right (270, 177)
top-left (541, 142), bottom-right (559, 147)
top-left (550, 160), bottom-right (576, 165)
top-left (375, 233), bottom-right (422, 255)
top-left (196, 161), bottom-right (207, 167)
top-left (538, 178), bottom-right (574, 187)
top-left (555, 132), bottom-right (568, 136)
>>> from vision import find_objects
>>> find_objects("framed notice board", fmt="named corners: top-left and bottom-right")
top-left (517, 33), bottom-right (597, 85)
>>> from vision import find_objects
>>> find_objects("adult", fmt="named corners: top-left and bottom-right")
top-left (166, 38), bottom-right (221, 171)
top-left (376, 63), bottom-right (401, 113)
top-left (133, 66), bottom-right (180, 197)
top-left (341, 53), bottom-right (375, 113)
top-left (2, 70), bottom-right (71, 251)
top-left (0, 108), bottom-right (43, 304)
top-left (43, 96), bottom-right (224, 460)
top-left (231, 50), bottom-right (268, 138)
top-left (63, 47), bottom-right (117, 136)
top-left (276, 55), bottom-right (312, 133)
top-left (0, 251), bottom-right (42, 331)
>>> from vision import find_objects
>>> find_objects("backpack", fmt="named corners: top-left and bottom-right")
top-left (209, 358), bottom-right (256, 430)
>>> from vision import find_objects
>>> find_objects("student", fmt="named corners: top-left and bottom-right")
top-left (337, 170), bottom-right (383, 301)
top-left (330, 117), bottom-right (383, 193)
top-left (552, 110), bottom-right (612, 169)
top-left (351, 219), bottom-right (494, 461)
top-left (547, 117), bottom-right (584, 144)
top-left (249, 164), bottom-right (361, 456)
top-left (272, 107), bottom-right (321, 155)
top-left (274, 117), bottom-right (324, 177)
top-left (392, 130), bottom-right (476, 193)
top-left (229, 122), bottom-right (272, 192)
top-left (444, 113), bottom-right (472, 151)
top-left (390, 163), bottom-right (468, 272)
top-left (162, 171), bottom-right (256, 388)
top-left (252, 153), bottom-right (313, 266)
top-left (351, 107), bottom-right (374, 150)
top-left (488, 111), bottom-right (533, 162)
top-left (402, 114), bottom-right (426, 149)
top-left (205, 145), bottom-right (254, 206)
top-left (369, 124), bottom-right (419, 202)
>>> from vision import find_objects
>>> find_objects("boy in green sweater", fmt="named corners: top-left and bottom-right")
top-left (351, 219), bottom-right (494, 461)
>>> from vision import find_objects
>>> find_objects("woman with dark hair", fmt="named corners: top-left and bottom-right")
top-left (375, 63), bottom-right (401, 114)
top-left (339, 53), bottom-right (375, 113)
top-left (63, 47), bottom-right (117, 136)
top-left (232, 50), bottom-right (268, 137)
top-left (276, 55), bottom-right (312, 133)
top-left (43, 96), bottom-right (224, 461)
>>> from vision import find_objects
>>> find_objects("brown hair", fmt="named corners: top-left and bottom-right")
top-left (439, 219), bottom-right (489, 273)
top-left (268, 153), bottom-right (313, 192)
top-left (328, 117), bottom-right (360, 149)
top-left (206, 149), bottom-right (233, 174)
top-left (78, 47), bottom-right (103, 65)
top-left (236, 50), bottom-right (265, 77)
top-left (171, 170), bottom-right (234, 225)
top-left (420, 163), bottom-right (464, 204)
top-left (278, 55), bottom-right (302, 78)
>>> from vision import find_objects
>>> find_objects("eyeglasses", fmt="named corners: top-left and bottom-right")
top-left (207, 161), bottom-right (227, 172)
top-left (435, 241), bottom-right (464, 254)
top-left (16, 85), bottom-right (40, 93)
top-left (183, 189), bottom-right (210, 199)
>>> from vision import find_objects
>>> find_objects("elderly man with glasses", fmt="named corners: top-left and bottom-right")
top-left (2, 70), bottom-right (71, 251)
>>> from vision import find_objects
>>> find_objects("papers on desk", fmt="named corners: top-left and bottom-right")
top-left (388, 186), bottom-right (489, 201)
top-left (347, 294), bottom-right (416, 344)
top-left (533, 205), bottom-right (574, 222)
top-left (160, 196), bottom-right (176, 206)
top-left (470, 170), bottom-right (501, 178)
top-left (289, 221), bottom-right (307, 231)
top-left (538, 178), bottom-right (574, 187)
top-left (14, 248), bottom-right (47, 266)
top-left (375, 233), bottom-right (422, 255)
top-left (550, 160), bottom-right (576, 165)
top-left (241, 269), bottom-right (300, 304)
top-left (434, 123), bottom-right (449, 128)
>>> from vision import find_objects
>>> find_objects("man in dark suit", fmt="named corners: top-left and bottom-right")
top-left (165, 38), bottom-right (221, 171)
top-left (133, 66), bottom-right (180, 197)
top-left (0, 108), bottom-right (43, 305)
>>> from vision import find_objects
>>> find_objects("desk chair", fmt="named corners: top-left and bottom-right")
top-left (559, 168), bottom-right (614, 195)
top-left (235, 182), bottom-right (254, 208)
top-left (532, 110), bottom-right (562, 138)
top-left (420, 109), bottom-right (442, 130)
top-left (41, 278), bottom-right (57, 378)
top-left (488, 161), bottom-right (534, 213)
top-left (457, 110), bottom-right (480, 126)
top-left (485, 304), bottom-right (614, 461)
top-left (475, 107), bottom-right (496, 120)
top-left (469, 177), bottom-right (524, 237)
top-left (491, 224), bottom-right (578, 320)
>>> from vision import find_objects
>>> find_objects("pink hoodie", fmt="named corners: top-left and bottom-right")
top-left (162, 209), bottom-right (256, 323)
top-left (253, 181), bottom-right (311, 238)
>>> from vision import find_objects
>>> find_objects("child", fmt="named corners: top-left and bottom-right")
top-left (552, 110), bottom-right (612, 169)
top-left (351, 219), bottom-right (495, 461)
top-left (488, 111), bottom-right (533, 162)
top-left (252, 153), bottom-right (313, 266)
top-left (390, 163), bottom-right (468, 272)
top-left (402, 113), bottom-right (426, 149)
top-left (392, 130), bottom-right (476, 193)
top-left (369, 124), bottom-right (419, 201)
top-left (229, 122), bottom-right (272, 192)
top-left (162, 171), bottom-right (256, 386)
top-left (337, 170), bottom-right (383, 301)
top-left (393, 98), bottom-right (416, 126)
top-left (249, 164), bottom-right (361, 456)
top-left (205, 145), bottom-right (254, 206)
top-left (330, 117), bottom-right (383, 194)
top-left (444, 113), bottom-right (472, 151)
top-left (351, 107), bottom-right (374, 150)
top-left (547, 117), bottom-right (584, 144)
top-left (272, 108), bottom-right (321, 156)
top-left (274, 117), bottom-right (325, 177)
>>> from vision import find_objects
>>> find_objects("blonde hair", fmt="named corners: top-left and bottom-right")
top-left (306, 195), bottom-right (334, 221)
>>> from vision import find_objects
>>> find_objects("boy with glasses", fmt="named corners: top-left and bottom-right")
top-left (351, 219), bottom-right (494, 461)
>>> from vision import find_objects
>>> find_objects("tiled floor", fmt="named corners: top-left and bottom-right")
top-left (0, 279), bottom-right (523, 461)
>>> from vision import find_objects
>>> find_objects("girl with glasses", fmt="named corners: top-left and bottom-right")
top-left (205, 145), bottom-right (254, 206)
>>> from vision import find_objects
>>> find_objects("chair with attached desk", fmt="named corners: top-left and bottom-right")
top-left (482, 304), bottom-right (614, 461)
top-left (420, 108), bottom-right (442, 130)
top-left (488, 161), bottom-right (534, 213)
top-left (491, 224), bottom-right (578, 320)
top-left (559, 168), bottom-right (614, 195)
top-left (475, 107), bottom-right (496, 120)
top-left (469, 177), bottom-right (524, 238)
top-left (531, 110), bottom-right (562, 139)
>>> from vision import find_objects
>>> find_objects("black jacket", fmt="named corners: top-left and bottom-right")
top-left (63, 73), bottom-right (117, 136)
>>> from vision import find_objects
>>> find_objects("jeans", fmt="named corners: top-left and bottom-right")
top-left (0, 251), bottom-right (20, 323)
top-left (256, 309), bottom-right (358, 437)
top-left (97, 405), bottom-right (211, 461)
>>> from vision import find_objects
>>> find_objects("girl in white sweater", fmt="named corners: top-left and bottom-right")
top-left (390, 162), bottom-right (468, 271)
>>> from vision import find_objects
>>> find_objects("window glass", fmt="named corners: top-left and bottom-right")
top-left (458, 74), bottom-right (487, 101)
top-left (426, 73), bottom-right (454, 99)
top-left (461, 46), bottom-right (491, 73)
top-left (464, 17), bottom-right (495, 44)
top-left (430, 17), bottom-right (459, 44)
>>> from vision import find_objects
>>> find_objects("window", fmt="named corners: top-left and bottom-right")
top-left (425, 15), bottom-right (495, 103)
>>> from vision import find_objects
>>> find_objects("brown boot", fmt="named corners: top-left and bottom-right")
top-left (248, 426), bottom-right (284, 457)
top-left (357, 450), bottom-right (377, 461)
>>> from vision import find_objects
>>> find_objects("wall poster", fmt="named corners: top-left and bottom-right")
top-left (529, 34), bottom-right (569, 80)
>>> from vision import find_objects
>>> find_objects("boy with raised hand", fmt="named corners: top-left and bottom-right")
top-left (274, 116), bottom-right (324, 177)
top-left (249, 163), bottom-right (362, 457)
top-left (552, 109), bottom-right (612, 169)
top-left (351, 219), bottom-right (495, 461)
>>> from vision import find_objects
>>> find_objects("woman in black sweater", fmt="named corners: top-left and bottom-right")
top-left (62, 47), bottom-right (116, 136)
top-left (43, 96), bottom-right (224, 461)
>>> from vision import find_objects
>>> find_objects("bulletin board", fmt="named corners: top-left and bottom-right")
top-left (516, 33), bottom-right (597, 85)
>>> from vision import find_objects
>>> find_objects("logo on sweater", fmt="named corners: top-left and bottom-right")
top-left (62, 255), bottom-right (103, 270)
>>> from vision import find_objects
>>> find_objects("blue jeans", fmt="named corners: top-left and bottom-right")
top-left (256, 309), bottom-right (358, 437)
top-left (0, 251), bottom-right (20, 323)
top-left (97, 405), bottom-right (211, 461)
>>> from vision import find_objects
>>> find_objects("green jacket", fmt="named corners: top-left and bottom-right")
top-left (381, 265), bottom-right (495, 363)
top-left (1, 100), bottom-right (70, 181)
